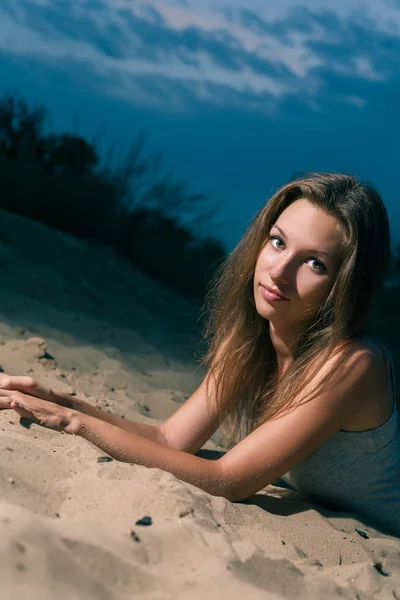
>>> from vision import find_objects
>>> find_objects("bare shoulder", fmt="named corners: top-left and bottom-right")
top-left (332, 336), bottom-right (386, 392)
top-left (331, 335), bottom-right (382, 372)
top-left (288, 336), bottom-right (381, 421)
top-left (304, 336), bottom-right (377, 388)
top-left (338, 336), bottom-right (393, 431)
top-left (345, 336), bottom-right (386, 382)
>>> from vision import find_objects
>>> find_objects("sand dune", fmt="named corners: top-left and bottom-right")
top-left (0, 209), bottom-right (399, 600)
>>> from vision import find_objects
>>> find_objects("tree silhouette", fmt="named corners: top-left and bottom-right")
top-left (0, 92), bottom-right (225, 300)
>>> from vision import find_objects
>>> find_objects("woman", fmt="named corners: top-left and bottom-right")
top-left (0, 172), bottom-right (399, 535)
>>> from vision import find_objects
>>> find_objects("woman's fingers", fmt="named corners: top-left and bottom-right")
top-left (10, 400), bottom-right (36, 422)
top-left (0, 394), bottom-right (12, 410)
top-left (0, 374), bottom-right (54, 402)
top-left (0, 388), bottom-right (17, 409)
top-left (0, 375), bottom-right (32, 389)
top-left (9, 394), bottom-right (69, 431)
top-left (10, 394), bottom-right (44, 424)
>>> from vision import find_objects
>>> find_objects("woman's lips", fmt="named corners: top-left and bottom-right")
top-left (260, 284), bottom-right (290, 302)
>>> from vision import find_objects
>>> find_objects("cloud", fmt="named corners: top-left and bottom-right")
top-left (2, 0), bottom-right (400, 115)
top-left (2, 1), bottom-right (400, 248)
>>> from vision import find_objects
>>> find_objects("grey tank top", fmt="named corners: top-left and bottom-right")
top-left (278, 346), bottom-right (400, 537)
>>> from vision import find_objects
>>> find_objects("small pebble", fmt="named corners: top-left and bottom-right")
top-left (135, 516), bottom-right (152, 526)
top-left (130, 530), bottom-right (141, 543)
top-left (314, 560), bottom-right (323, 567)
top-left (8, 478), bottom-right (15, 484)
top-left (355, 527), bottom-right (369, 539)
top-left (374, 562), bottom-right (389, 576)
top-left (97, 456), bottom-right (113, 463)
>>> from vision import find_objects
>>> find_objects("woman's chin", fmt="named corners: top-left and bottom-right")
top-left (254, 300), bottom-right (274, 320)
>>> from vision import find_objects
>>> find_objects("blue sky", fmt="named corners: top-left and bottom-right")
top-left (1, 0), bottom-right (400, 250)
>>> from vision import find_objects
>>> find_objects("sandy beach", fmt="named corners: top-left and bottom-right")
top-left (0, 208), bottom-right (399, 600)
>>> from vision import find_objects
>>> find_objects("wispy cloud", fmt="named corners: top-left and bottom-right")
top-left (1, 0), bottom-right (400, 112)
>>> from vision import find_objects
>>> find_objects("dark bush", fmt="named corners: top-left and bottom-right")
top-left (0, 93), bottom-right (225, 300)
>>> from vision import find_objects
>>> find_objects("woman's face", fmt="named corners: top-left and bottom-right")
top-left (253, 198), bottom-right (344, 326)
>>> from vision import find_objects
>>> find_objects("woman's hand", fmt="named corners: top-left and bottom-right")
top-left (0, 373), bottom-right (160, 440)
top-left (0, 374), bottom-right (73, 410)
top-left (0, 387), bottom-right (78, 434)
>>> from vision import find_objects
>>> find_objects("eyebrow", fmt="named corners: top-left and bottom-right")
top-left (272, 225), bottom-right (334, 261)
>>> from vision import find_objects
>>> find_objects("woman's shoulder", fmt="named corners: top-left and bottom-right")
top-left (332, 335), bottom-right (383, 363)
top-left (308, 335), bottom-right (383, 403)
top-left (337, 336), bottom-right (395, 431)
top-left (347, 335), bottom-right (391, 370)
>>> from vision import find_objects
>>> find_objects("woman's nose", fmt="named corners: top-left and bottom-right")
top-left (269, 257), bottom-right (292, 284)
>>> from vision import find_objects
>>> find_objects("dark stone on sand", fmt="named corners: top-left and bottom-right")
top-left (355, 527), bottom-right (369, 539)
top-left (97, 456), bottom-right (113, 463)
top-left (135, 516), bottom-right (152, 526)
top-left (374, 562), bottom-right (389, 576)
top-left (130, 530), bottom-right (141, 542)
top-left (314, 560), bottom-right (323, 567)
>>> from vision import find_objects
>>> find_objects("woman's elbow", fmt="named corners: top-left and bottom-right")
top-left (216, 469), bottom-right (252, 502)
top-left (218, 471), bottom-right (267, 502)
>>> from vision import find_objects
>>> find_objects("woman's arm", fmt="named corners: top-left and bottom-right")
top-left (5, 391), bottom-right (227, 497)
top-left (69, 411), bottom-right (227, 498)
top-left (70, 396), bottom-right (168, 446)
top-left (0, 374), bottom-right (168, 446)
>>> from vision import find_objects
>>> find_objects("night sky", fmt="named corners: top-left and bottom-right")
top-left (1, 0), bottom-right (400, 251)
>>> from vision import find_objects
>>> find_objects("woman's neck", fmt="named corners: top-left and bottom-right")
top-left (269, 322), bottom-right (304, 375)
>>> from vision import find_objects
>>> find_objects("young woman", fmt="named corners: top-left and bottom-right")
top-left (0, 172), bottom-right (399, 536)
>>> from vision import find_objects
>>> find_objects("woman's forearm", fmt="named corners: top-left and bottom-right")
top-left (69, 411), bottom-right (228, 498)
top-left (69, 397), bottom-right (167, 446)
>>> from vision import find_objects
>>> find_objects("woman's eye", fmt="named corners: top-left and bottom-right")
top-left (310, 259), bottom-right (326, 272)
top-left (268, 235), bottom-right (326, 273)
top-left (268, 235), bottom-right (283, 249)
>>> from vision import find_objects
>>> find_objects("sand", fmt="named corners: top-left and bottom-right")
top-left (0, 208), bottom-right (399, 600)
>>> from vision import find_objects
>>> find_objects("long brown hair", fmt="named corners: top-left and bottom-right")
top-left (200, 173), bottom-right (391, 449)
